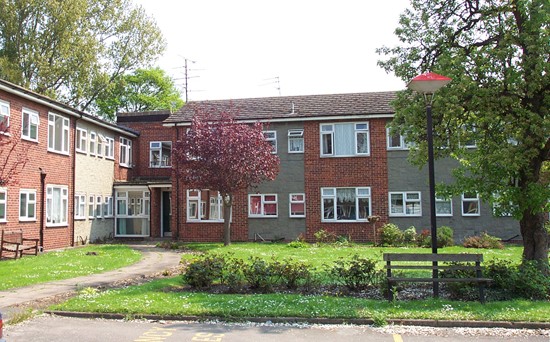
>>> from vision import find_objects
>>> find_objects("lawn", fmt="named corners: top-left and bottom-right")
top-left (0, 244), bottom-right (142, 291)
top-left (50, 276), bottom-right (550, 322)
top-left (49, 242), bottom-right (550, 323)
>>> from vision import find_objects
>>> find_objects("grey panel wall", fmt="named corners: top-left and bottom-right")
top-left (387, 149), bottom-right (520, 242)
top-left (248, 122), bottom-right (306, 240)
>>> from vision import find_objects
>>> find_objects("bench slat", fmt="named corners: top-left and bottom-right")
top-left (383, 253), bottom-right (483, 262)
top-left (388, 277), bottom-right (492, 283)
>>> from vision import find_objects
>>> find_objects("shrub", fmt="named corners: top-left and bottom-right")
top-left (463, 232), bottom-right (504, 249)
top-left (403, 226), bottom-right (417, 244)
top-left (183, 254), bottom-right (225, 288)
top-left (378, 223), bottom-right (404, 246)
top-left (437, 226), bottom-right (454, 248)
top-left (221, 256), bottom-right (246, 292)
top-left (271, 258), bottom-right (315, 290)
top-left (287, 240), bottom-right (310, 248)
top-left (417, 229), bottom-right (431, 247)
top-left (314, 229), bottom-right (338, 244)
top-left (242, 256), bottom-right (276, 291)
top-left (515, 261), bottom-right (550, 300)
top-left (328, 254), bottom-right (383, 290)
top-left (484, 259), bottom-right (549, 300)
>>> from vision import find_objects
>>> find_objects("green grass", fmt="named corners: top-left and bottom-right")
top-left (50, 276), bottom-right (550, 322)
top-left (181, 242), bottom-right (524, 269)
top-left (0, 244), bottom-right (142, 291)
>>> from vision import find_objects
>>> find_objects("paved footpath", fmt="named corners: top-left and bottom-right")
top-left (0, 244), bottom-right (182, 320)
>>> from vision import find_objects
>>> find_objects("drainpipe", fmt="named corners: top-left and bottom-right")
top-left (39, 168), bottom-right (47, 250)
top-left (175, 125), bottom-right (180, 241)
top-left (71, 118), bottom-right (79, 246)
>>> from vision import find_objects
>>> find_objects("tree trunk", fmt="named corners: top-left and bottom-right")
top-left (223, 194), bottom-right (233, 246)
top-left (520, 210), bottom-right (549, 275)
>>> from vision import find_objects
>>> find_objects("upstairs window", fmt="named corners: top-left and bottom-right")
top-left (105, 137), bottom-right (115, 159)
top-left (150, 141), bottom-right (172, 167)
top-left (288, 129), bottom-right (304, 153)
top-left (320, 122), bottom-right (369, 157)
top-left (386, 128), bottom-right (412, 150)
top-left (89, 132), bottom-right (96, 156)
top-left (97, 134), bottom-right (106, 157)
top-left (22, 108), bottom-right (39, 141)
top-left (263, 131), bottom-right (277, 154)
top-left (119, 137), bottom-right (132, 167)
top-left (76, 128), bottom-right (87, 153)
top-left (0, 100), bottom-right (9, 130)
top-left (47, 113), bottom-right (69, 154)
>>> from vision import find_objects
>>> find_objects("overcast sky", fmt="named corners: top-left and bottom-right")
top-left (133, 0), bottom-right (410, 101)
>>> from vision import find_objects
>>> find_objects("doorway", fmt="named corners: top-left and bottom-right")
top-left (161, 191), bottom-right (171, 237)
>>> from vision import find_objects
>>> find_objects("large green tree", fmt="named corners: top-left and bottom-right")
top-left (0, 0), bottom-right (165, 112)
top-left (96, 68), bottom-right (184, 120)
top-left (378, 0), bottom-right (549, 272)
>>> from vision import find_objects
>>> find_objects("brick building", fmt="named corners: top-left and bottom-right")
top-left (1, 78), bottom-right (521, 251)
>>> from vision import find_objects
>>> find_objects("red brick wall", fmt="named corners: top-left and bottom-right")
top-left (0, 90), bottom-right (74, 250)
top-left (303, 119), bottom-right (389, 242)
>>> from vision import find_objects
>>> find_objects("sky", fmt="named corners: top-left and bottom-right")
top-left (133, 0), bottom-right (411, 101)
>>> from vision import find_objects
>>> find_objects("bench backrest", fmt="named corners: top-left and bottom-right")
top-left (1, 230), bottom-right (24, 244)
top-left (383, 253), bottom-right (483, 263)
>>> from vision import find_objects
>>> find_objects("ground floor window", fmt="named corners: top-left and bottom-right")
top-left (389, 192), bottom-right (421, 217)
top-left (187, 189), bottom-right (224, 222)
top-left (322, 187), bottom-right (370, 221)
top-left (462, 192), bottom-right (480, 216)
top-left (46, 185), bottom-right (68, 226)
top-left (0, 188), bottom-right (6, 222)
top-left (248, 194), bottom-right (278, 218)
top-left (115, 188), bottom-right (150, 236)
top-left (75, 194), bottom-right (86, 219)
top-left (435, 197), bottom-right (452, 216)
top-left (289, 193), bottom-right (305, 217)
top-left (19, 189), bottom-right (36, 221)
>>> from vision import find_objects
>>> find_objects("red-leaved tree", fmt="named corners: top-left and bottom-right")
top-left (0, 122), bottom-right (29, 186)
top-left (173, 107), bottom-right (280, 245)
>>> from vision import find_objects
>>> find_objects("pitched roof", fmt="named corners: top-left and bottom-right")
top-left (0, 78), bottom-right (138, 137)
top-left (163, 91), bottom-right (398, 124)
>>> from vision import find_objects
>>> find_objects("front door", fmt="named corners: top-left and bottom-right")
top-left (161, 191), bottom-right (171, 237)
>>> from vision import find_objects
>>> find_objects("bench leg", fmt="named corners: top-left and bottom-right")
top-left (479, 283), bottom-right (486, 304)
top-left (387, 281), bottom-right (395, 302)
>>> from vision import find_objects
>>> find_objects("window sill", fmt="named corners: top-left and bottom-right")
top-left (290, 215), bottom-right (306, 218)
top-left (248, 216), bottom-right (278, 218)
top-left (389, 214), bottom-right (422, 217)
top-left (321, 219), bottom-right (369, 223)
top-left (22, 137), bottom-right (39, 143)
top-left (19, 218), bottom-right (37, 222)
top-left (46, 223), bottom-right (68, 228)
top-left (187, 220), bottom-right (224, 223)
top-left (320, 154), bottom-right (370, 158)
top-left (47, 149), bottom-right (70, 156)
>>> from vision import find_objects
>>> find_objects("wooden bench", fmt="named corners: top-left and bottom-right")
top-left (383, 253), bottom-right (492, 303)
top-left (0, 229), bottom-right (39, 259)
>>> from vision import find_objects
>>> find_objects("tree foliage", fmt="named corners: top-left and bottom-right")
top-left (378, 0), bottom-right (549, 271)
top-left (173, 107), bottom-right (280, 245)
top-left (0, 0), bottom-right (165, 113)
top-left (96, 67), bottom-right (184, 120)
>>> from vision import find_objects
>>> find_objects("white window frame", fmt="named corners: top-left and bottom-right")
top-left (97, 134), bottom-right (106, 157)
top-left (248, 194), bottom-right (278, 218)
top-left (149, 141), bottom-right (172, 168)
top-left (435, 197), bottom-right (453, 217)
top-left (389, 191), bottom-right (422, 217)
top-left (21, 108), bottom-right (39, 142)
top-left (46, 185), bottom-right (68, 226)
top-left (288, 129), bottom-right (304, 153)
top-left (47, 113), bottom-right (69, 154)
top-left (321, 187), bottom-right (371, 222)
top-left (386, 128), bottom-right (411, 150)
top-left (120, 137), bottom-right (132, 167)
top-left (105, 137), bottom-right (115, 160)
top-left (95, 195), bottom-right (103, 218)
top-left (462, 193), bottom-right (480, 216)
top-left (461, 126), bottom-right (477, 149)
top-left (263, 131), bottom-right (277, 154)
top-left (0, 99), bottom-right (10, 131)
top-left (186, 189), bottom-right (225, 222)
top-left (289, 193), bottom-right (306, 218)
top-left (74, 193), bottom-right (86, 219)
top-left (103, 196), bottom-right (113, 217)
top-left (88, 194), bottom-right (95, 219)
top-left (76, 127), bottom-right (87, 153)
top-left (0, 187), bottom-right (7, 222)
top-left (320, 122), bottom-right (370, 157)
top-left (19, 189), bottom-right (36, 221)
top-left (89, 131), bottom-right (96, 156)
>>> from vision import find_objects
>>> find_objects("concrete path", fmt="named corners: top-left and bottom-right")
top-left (0, 244), bottom-right (182, 319)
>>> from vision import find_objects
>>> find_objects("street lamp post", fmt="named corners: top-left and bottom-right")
top-left (407, 72), bottom-right (451, 297)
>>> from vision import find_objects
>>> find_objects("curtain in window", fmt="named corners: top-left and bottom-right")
top-left (334, 124), bottom-right (354, 156)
